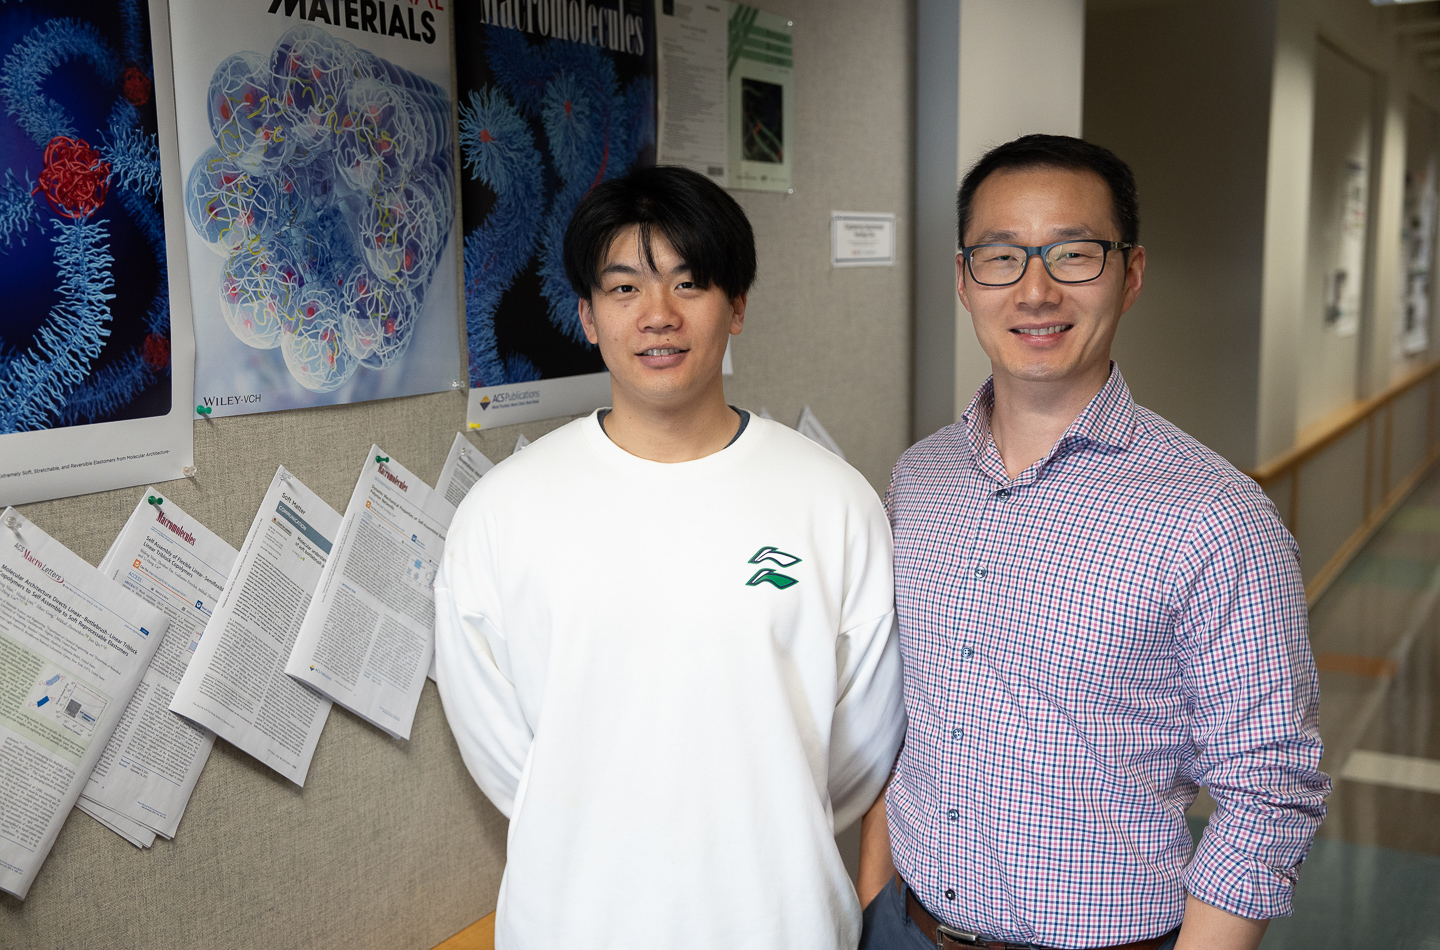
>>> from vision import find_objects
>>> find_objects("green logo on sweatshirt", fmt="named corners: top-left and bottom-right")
top-left (746, 547), bottom-right (801, 588)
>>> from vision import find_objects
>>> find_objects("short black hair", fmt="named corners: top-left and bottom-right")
top-left (956, 134), bottom-right (1139, 248)
top-left (564, 165), bottom-right (756, 300)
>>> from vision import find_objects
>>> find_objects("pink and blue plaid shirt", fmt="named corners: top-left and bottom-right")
top-left (885, 365), bottom-right (1330, 948)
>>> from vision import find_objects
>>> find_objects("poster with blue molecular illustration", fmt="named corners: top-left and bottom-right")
top-left (0, 0), bottom-right (196, 507)
top-left (170, 1), bottom-right (462, 417)
top-left (458, 1), bottom-right (656, 430)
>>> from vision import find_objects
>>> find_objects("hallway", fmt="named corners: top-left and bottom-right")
top-left (1200, 464), bottom-right (1440, 946)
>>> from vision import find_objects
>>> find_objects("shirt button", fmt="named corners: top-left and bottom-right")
top-left (946, 808), bottom-right (959, 821)
top-left (973, 566), bottom-right (987, 578)
top-left (996, 488), bottom-right (1011, 498)
top-left (951, 727), bottom-right (963, 739)
top-left (960, 646), bottom-right (974, 659)
top-left (945, 888), bottom-right (957, 901)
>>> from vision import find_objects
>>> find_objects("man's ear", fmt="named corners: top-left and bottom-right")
top-left (578, 296), bottom-right (600, 345)
top-left (1119, 245), bottom-right (1146, 316)
top-left (955, 253), bottom-right (973, 314)
top-left (729, 293), bottom-right (747, 334)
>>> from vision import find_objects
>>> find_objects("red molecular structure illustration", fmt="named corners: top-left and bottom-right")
top-left (33, 136), bottom-right (111, 220)
top-left (123, 65), bottom-right (152, 106)
top-left (143, 333), bottom-right (171, 371)
top-left (0, 7), bottom-right (174, 435)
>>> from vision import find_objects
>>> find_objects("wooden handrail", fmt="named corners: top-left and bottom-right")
top-left (1246, 358), bottom-right (1440, 486)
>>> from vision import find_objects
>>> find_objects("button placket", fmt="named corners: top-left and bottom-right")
top-left (941, 482), bottom-right (994, 853)
top-left (949, 480), bottom-right (1001, 857)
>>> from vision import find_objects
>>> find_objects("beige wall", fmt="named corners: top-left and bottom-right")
top-left (1256, 0), bottom-right (1315, 465)
top-left (913, 0), bottom-right (1085, 438)
top-left (723, 0), bottom-right (915, 491)
top-left (1299, 40), bottom-right (1372, 433)
top-left (952, 0), bottom-right (1085, 416)
top-left (1402, 99), bottom-right (1440, 373)
top-left (1084, 0), bottom-right (1275, 468)
top-left (0, 3), bottom-right (916, 947)
top-left (1087, 0), bottom-right (1440, 470)
top-left (1265, 0), bottom-right (1440, 451)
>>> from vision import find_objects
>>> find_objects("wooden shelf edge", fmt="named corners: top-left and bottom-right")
top-left (431, 912), bottom-right (496, 950)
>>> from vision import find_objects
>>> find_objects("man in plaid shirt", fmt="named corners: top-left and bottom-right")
top-left (857, 135), bottom-right (1330, 950)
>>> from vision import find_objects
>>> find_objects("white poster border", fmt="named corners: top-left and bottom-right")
top-left (467, 372), bottom-right (611, 430)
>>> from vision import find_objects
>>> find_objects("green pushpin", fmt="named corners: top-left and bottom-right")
top-left (375, 455), bottom-right (389, 463)
top-left (147, 495), bottom-right (163, 506)
top-left (196, 405), bottom-right (212, 416)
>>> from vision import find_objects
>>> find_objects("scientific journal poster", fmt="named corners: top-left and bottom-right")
top-left (172, 0), bottom-right (463, 417)
top-left (458, 1), bottom-right (656, 429)
top-left (727, 4), bottom-right (792, 193)
top-left (656, 2), bottom-right (791, 194)
top-left (0, 0), bottom-right (196, 507)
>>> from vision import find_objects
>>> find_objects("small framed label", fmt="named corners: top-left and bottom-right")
top-left (831, 212), bottom-right (896, 267)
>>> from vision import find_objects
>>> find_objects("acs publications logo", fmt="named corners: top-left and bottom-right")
top-left (477, 390), bottom-right (542, 412)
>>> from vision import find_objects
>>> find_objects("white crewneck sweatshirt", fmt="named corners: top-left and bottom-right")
top-left (434, 410), bottom-right (904, 950)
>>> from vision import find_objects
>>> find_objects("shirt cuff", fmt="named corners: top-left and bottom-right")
top-left (1184, 826), bottom-right (1301, 920)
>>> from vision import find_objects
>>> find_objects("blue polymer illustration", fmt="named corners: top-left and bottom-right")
top-left (185, 27), bottom-right (453, 393)
top-left (460, 28), bottom-right (655, 388)
top-left (0, 2), bottom-right (170, 433)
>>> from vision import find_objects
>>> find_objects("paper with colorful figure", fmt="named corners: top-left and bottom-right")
top-left (171, 2), bottom-right (463, 416)
top-left (0, 507), bottom-right (168, 899)
top-left (76, 490), bottom-right (238, 846)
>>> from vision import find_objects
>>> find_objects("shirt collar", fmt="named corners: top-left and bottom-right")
top-left (961, 363), bottom-right (1136, 482)
top-left (1065, 362), bottom-right (1136, 452)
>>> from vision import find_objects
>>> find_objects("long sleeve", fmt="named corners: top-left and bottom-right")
top-left (829, 610), bottom-right (904, 830)
top-left (827, 499), bottom-right (906, 831)
top-left (434, 498), bottom-right (532, 819)
top-left (1170, 480), bottom-right (1331, 919)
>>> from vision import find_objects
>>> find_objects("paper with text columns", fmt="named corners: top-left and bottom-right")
top-left (0, 509), bottom-right (167, 899)
top-left (435, 432), bottom-right (496, 515)
top-left (285, 447), bottom-right (448, 740)
top-left (77, 796), bottom-right (155, 848)
top-left (169, 468), bottom-right (338, 786)
top-left (427, 433), bottom-right (497, 681)
top-left (77, 490), bottom-right (238, 845)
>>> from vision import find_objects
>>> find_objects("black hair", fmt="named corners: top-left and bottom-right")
top-left (956, 134), bottom-right (1139, 248)
top-left (563, 165), bottom-right (757, 300)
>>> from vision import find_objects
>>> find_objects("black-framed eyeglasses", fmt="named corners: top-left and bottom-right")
top-left (961, 240), bottom-right (1135, 287)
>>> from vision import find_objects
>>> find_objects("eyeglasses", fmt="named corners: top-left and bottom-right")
top-left (961, 240), bottom-right (1135, 287)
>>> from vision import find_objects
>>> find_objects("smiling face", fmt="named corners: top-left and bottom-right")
top-left (957, 166), bottom-right (1144, 394)
top-left (578, 225), bottom-right (745, 415)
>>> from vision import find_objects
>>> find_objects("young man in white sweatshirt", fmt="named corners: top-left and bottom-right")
top-left (433, 165), bottom-right (905, 949)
